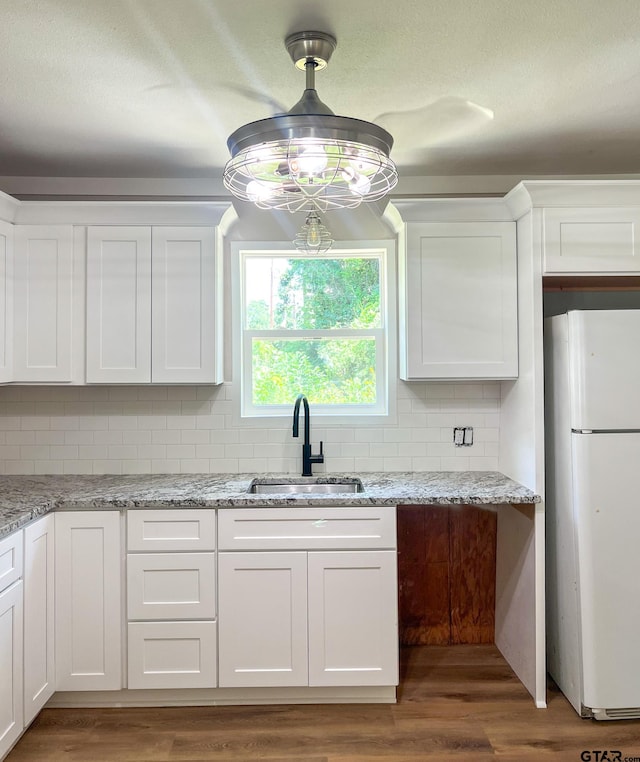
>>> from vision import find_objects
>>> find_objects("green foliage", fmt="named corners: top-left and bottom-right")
top-left (247, 256), bottom-right (381, 406)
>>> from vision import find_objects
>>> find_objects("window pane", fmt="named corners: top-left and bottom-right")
top-left (245, 256), bottom-right (380, 330)
top-left (252, 337), bottom-right (377, 405)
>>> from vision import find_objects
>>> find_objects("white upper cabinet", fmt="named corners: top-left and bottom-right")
top-left (86, 226), bottom-right (221, 384)
top-left (86, 226), bottom-right (152, 383)
top-left (543, 207), bottom-right (640, 274)
top-left (400, 221), bottom-right (518, 380)
top-left (13, 225), bottom-right (74, 382)
top-left (0, 221), bottom-right (13, 383)
top-left (151, 227), bottom-right (220, 383)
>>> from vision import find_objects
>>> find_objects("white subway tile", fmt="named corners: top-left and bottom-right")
top-left (238, 428), bottom-right (270, 444)
top-left (21, 416), bottom-right (51, 431)
top-left (196, 415), bottom-right (225, 430)
top-left (469, 457), bottom-right (499, 470)
top-left (63, 461), bottom-right (93, 474)
top-left (138, 387), bottom-right (169, 401)
top-left (266, 458), bottom-right (297, 472)
top-left (383, 428), bottom-right (412, 443)
top-left (35, 431), bottom-right (65, 445)
top-left (108, 386), bottom-right (139, 401)
top-left (94, 430), bottom-right (124, 445)
top-left (151, 459), bottom-right (181, 473)
top-left (238, 458), bottom-right (269, 472)
top-left (5, 431), bottom-right (36, 445)
top-left (398, 413), bottom-right (427, 429)
top-left (354, 456), bottom-right (384, 471)
top-left (5, 460), bottom-right (35, 474)
top-left (152, 430), bottom-right (182, 445)
top-left (138, 445), bottom-right (167, 460)
top-left (137, 415), bottom-right (167, 430)
top-left (411, 456), bottom-right (442, 471)
top-left (180, 459), bottom-right (211, 473)
top-left (122, 401), bottom-right (153, 415)
top-left (181, 401), bottom-right (213, 415)
top-left (122, 460), bottom-right (152, 474)
top-left (20, 446), bottom-right (50, 460)
top-left (0, 445), bottom-right (21, 459)
top-left (64, 431), bottom-right (95, 446)
top-left (50, 445), bottom-right (79, 459)
top-left (196, 444), bottom-right (225, 459)
top-left (440, 457), bottom-right (469, 471)
top-left (79, 415), bottom-right (109, 430)
top-left (168, 415), bottom-right (195, 430)
top-left (181, 430), bottom-right (210, 445)
top-left (325, 457), bottom-right (355, 471)
top-left (166, 444), bottom-right (196, 460)
top-left (371, 443), bottom-right (398, 457)
top-left (122, 430), bottom-right (152, 445)
top-left (108, 445), bottom-right (139, 460)
top-left (168, 386), bottom-right (196, 400)
top-left (0, 416), bottom-right (21, 431)
top-left (151, 401), bottom-right (182, 415)
top-left (340, 443), bottom-right (368, 457)
top-left (484, 442), bottom-right (499, 458)
top-left (398, 442), bottom-right (427, 457)
top-left (93, 460), bottom-right (122, 474)
top-left (209, 458), bottom-right (239, 473)
top-left (35, 460), bottom-right (64, 474)
top-left (225, 444), bottom-right (251, 458)
top-left (382, 457), bottom-right (412, 471)
top-left (354, 428), bottom-right (384, 443)
top-left (50, 415), bottom-right (80, 431)
top-left (108, 415), bottom-right (138, 431)
top-left (78, 445), bottom-right (109, 460)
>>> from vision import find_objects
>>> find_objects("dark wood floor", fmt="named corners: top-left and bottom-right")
top-left (8, 645), bottom-right (640, 761)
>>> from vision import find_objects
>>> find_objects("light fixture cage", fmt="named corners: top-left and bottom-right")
top-left (223, 31), bottom-right (399, 213)
top-left (293, 211), bottom-right (334, 254)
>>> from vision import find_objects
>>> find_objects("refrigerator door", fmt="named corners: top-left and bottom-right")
top-left (569, 310), bottom-right (640, 430)
top-left (572, 431), bottom-right (640, 710)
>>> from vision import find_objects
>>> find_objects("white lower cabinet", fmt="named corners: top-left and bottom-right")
top-left (307, 550), bottom-right (398, 687)
top-left (0, 580), bottom-right (23, 760)
top-left (55, 511), bottom-right (122, 691)
top-left (218, 551), bottom-right (308, 688)
top-left (126, 509), bottom-right (217, 691)
top-left (23, 515), bottom-right (55, 724)
top-left (128, 621), bottom-right (217, 690)
top-left (217, 507), bottom-right (398, 690)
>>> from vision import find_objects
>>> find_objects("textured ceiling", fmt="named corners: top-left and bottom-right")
top-left (1, 0), bottom-right (640, 186)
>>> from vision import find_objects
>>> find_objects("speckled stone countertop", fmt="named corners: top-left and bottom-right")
top-left (0, 472), bottom-right (540, 539)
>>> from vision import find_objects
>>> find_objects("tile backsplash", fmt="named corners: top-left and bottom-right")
top-left (0, 382), bottom-right (500, 475)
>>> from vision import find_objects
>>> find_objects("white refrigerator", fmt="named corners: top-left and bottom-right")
top-left (545, 309), bottom-right (640, 720)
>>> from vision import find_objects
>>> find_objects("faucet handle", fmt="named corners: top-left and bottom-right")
top-left (319, 440), bottom-right (323, 455)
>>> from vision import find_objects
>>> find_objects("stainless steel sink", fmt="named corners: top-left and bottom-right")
top-left (248, 478), bottom-right (363, 494)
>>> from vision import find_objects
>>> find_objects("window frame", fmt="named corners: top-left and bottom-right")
top-left (231, 240), bottom-right (397, 422)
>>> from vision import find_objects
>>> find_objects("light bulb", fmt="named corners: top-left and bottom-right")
top-left (289, 146), bottom-right (328, 176)
top-left (306, 216), bottom-right (322, 248)
top-left (349, 172), bottom-right (372, 196)
top-left (246, 180), bottom-right (275, 203)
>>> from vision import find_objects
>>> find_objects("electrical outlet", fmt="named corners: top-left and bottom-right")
top-left (453, 426), bottom-right (473, 447)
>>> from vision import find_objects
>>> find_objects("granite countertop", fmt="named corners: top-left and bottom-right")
top-left (0, 471), bottom-right (540, 539)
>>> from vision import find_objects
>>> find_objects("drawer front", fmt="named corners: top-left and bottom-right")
top-left (127, 553), bottom-right (216, 620)
top-left (0, 530), bottom-right (23, 593)
top-left (127, 509), bottom-right (215, 552)
top-left (218, 507), bottom-right (397, 550)
top-left (128, 621), bottom-right (217, 689)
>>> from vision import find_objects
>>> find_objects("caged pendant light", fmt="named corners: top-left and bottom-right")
top-left (223, 31), bottom-right (399, 215)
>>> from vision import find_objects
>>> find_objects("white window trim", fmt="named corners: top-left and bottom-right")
top-left (231, 240), bottom-right (397, 426)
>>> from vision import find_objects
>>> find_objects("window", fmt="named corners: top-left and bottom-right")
top-left (235, 243), bottom-right (393, 418)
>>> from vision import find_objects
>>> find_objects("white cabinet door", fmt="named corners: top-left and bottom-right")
top-left (151, 227), bottom-right (221, 383)
top-left (13, 225), bottom-right (73, 382)
top-left (0, 531), bottom-right (23, 593)
top-left (0, 581), bottom-right (23, 760)
top-left (127, 552), bottom-right (216, 620)
top-left (401, 221), bottom-right (518, 379)
top-left (0, 221), bottom-right (13, 384)
top-left (218, 551), bottom-right (308, 688)
top-left (308, 551), bottom-right (398, 687)
top-left (55, 511), bottom-right (122, 691)
top-left (23, 516), bottom-right (55, 724)
top-left (543, 207), bottom-right (640, 273)
top-left (127, 509), bottom-right (216, 552)
top-left (86, 227), bottom-right (152, 383)
top-left (128, 621), bottom-right (217, 689)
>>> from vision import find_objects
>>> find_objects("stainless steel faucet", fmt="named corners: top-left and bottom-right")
top-left (292, 394), bottom-right (324, 477)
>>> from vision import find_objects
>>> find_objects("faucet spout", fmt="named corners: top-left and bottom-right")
top-left (292, 394), bottom-right (324, 477)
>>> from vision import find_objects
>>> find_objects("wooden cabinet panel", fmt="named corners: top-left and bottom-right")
top-left (397, 505), bottom-right (496, 646)
top-left (450, 507), bottom-right (497, 645)
top-left (23, 516), bottom-right (55, 724)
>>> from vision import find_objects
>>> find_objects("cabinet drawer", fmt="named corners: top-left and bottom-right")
top-left (127, 509), bottom-right (215, 551)
top-left (0, 530), bottom-right (23, 593)
top-left (218, 507), bottom-right (396, 550)
top-left (128, 621), bottom-right (217, 689)
top-left (127, 553), bottom-right (216, 620)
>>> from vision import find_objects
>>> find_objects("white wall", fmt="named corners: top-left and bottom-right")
top-left (0, 381), bottom-right (501, 475)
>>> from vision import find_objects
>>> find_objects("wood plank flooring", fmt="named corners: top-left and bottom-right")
top-left (8, 645), bottom-right (640, 761)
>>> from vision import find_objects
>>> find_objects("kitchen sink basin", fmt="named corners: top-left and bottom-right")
top-left (248, 478), bottom-right (363, 495)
